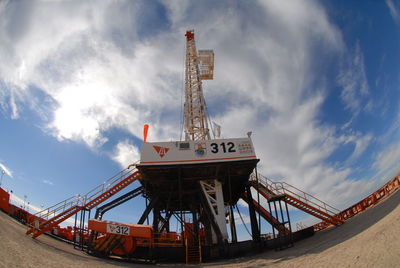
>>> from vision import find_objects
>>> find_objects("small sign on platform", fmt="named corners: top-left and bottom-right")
top-left (107, 223), bottom-right (129, 236)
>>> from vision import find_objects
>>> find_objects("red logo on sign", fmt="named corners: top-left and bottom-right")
top-left (153, 145), bottom-right (170, 158)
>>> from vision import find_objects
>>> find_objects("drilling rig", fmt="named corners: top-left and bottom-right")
top-left (30, 30), bottom-right (348, 264)
top-left (137, 30), bottom-right (259, 257)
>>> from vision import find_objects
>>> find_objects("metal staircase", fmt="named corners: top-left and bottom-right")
top-left (26, 168), bottom-right (141, 239)
top-left (250, 174), bottom-right (343, 227)
top-left (241, 192), bottom-right (290, 234)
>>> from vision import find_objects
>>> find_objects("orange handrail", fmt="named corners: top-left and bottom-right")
top-left (250, 173), bottom-right (340, 217)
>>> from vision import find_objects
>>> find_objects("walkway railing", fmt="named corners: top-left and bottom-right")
top-left (250, 173), bottom-right (341, 217)
top-left (32, 168), bottom-right (137, 222)
top-left (27, 167), bottom-right (141, 238)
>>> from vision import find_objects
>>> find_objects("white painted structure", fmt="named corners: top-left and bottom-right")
top-left (140, 137), bottom-right (257, 243)
top-left (140, 138), bottom-right (256, 166)
top-left (199, 180), bottom-right (228, 243)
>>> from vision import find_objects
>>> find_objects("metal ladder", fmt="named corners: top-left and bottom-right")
top-left (184, 221), bottom-right (202, 264)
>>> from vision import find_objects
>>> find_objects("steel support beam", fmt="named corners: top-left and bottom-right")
top-left (199, 179), bottom-right (228, 243)
top-left (95, 186), bottom-right (144, 220)
top-left (229, 205), bottom-right (237, 243)
top-left (198, 187), bottom-right (224, 245)
top-left (245, 184), bottom-right (260, 242)
top-left (138, 196), bottom-right (159, 225)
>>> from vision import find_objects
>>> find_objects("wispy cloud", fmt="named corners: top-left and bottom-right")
top-left (386, 0), bottom-right (400, 25)
top-left (373, 143), bottom-right (400, 180)
top-left (234, 210), bottom-right (251, 225)
top-left (0, 163), bottom-right (12, 177)
top-left (370, 110), bottom-right (400, 182)
top-left (338, 42), bottom-right (370, 118)
top-left (336, 131), bottom-right (374, 163)
top-left (41, 179), bottom-right (54, 186)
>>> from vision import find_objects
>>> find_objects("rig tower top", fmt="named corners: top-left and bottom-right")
top-left (184, 30), bottom-right (214, 141)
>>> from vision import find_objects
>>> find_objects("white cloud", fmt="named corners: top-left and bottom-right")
top-left (337, 131), bottom-right (373, 163)
top-left (10, 193), bottom-right (38, 212)
top-left (0, 1), bottom-right (185, 148)
top-left (373, 143), bottom-right (400, 180)
top-left (386, 0), bottom-right (400, 25)
top-left (368, 110), bottom-right (400, 184)
top-left (0, 162), bottom-right (12, 177)
top-left (338, 42), bottom-right (370, 117)
top-left (161, 0), bottom-right (190, 27)
top-left (112, 140), bottom-right (140, 169)
top-left (234, 209), bottom-right (251, 225)
top-left (41, 179), bottom-right (54, 186)
top-left (0, 0), bottom-right (394, 214)
top-left (216, 93), bottom-right (373, 208)
top-left (350, 133), bottom-right (373, 161)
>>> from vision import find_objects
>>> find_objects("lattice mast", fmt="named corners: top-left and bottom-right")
top-left (184, 30), bottom-right (214, 141)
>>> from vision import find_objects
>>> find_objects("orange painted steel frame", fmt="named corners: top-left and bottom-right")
top-left (136, 232), bottom-right (183, 247)
top-left (251, 179), bottom-right (343, 228)
top-left (284, 196), bottom-right (343, 226)
top-left (314, 173), bottom-right (400, 231)
top-left (53, 226), bottom-right (74, 241)
top-left (242, 192), bottom-right (290, 234)
top-left (27, 170), bottom-right (140, 238)
top-left (88, 219), bottom-right (153, 239)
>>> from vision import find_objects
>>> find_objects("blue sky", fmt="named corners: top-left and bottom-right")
top-left (0, 0), bottom-right (399, 240)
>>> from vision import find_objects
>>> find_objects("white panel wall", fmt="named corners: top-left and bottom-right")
top-left (140, 138), bottom-right (256, 166)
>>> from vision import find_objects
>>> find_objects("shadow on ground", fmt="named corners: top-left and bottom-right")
top-left (201, 189), bottom-right (400, 267)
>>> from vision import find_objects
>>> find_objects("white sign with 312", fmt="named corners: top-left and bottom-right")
top-left (140, 137), bottom-right (256, 165)
top-left (106, 223), bottom-right (129, 236)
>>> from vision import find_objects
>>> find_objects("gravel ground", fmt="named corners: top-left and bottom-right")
top-left (0, 190), bottom-right (399, 268)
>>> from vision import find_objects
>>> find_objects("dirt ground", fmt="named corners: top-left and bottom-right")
top-left (1, 190), bottom-right (399, 268)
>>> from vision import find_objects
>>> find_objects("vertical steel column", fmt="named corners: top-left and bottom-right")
top-left (74, 208), bottom-right (90, 251)
top-left (145, 180), bottom-right (149, 225)
top-left (179, 167), bottom-right (184, 245)
top-left (245, 184), bottom-right (260, 242)
top-left (255, 166), bottom-right (261, 236)
top-left (272, 201), bottom-right (279, 249)
top-left (278, 201), bottom-right (285, 230)
top-left (192, 208), bottom-right (199, 242)
top-left (145, 197), bottom-right (149, 225)
top-left (229, 205), bottom-right (237, 243)
top-left (270, 198), bottom-right (293, 250)
top-left (284, 201), bottom-right (294, 247)
top-left (228, 166), bottom-right (237, 242)
top-left (153, 207), bottom-right (160, 233)
top-left (268, 201), bottom-right (276, 239)
top-left (165, 211), bottom-right (171, 233)
top-left (80, 209), bottom-right (85, 248)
